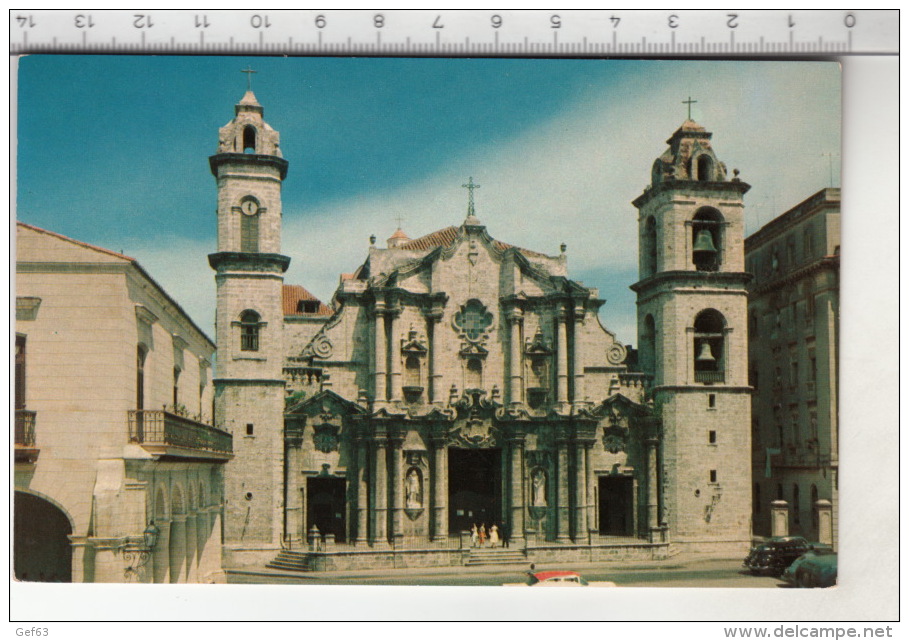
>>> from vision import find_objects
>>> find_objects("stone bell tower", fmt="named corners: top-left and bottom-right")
top-left (631, 117), bottom-right (752, 552)
top-left (209, 86), bottom-right (289, 546)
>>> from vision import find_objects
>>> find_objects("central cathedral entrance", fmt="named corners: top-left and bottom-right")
top-left (448, 448), bottom-right (501, 534)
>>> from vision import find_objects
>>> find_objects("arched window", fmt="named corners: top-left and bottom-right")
top-left (405, 355), bottom-right (421, 388)
top-left (691, 208), bottom-right (723, 272)
top-left (15, 335), bottom-right (26, 410)
top-left (136, 345), bottom-right (147, 410)
top-left (693, 309), bottom-right (725, 383)
top-left (640, 314), bottom-right (656, 375)
top-left (243, 126), bottom-right (256, 153)
top-left (642, 216), bottom-right (657, 276)
top-left (696, 154), bottom-right (713, 181)
top-left (239, 310), bottom-right (261, 352)
top-left (466, 358), bottom-right (483, 389)
top-left (241, 210), bottom-right (259, 253)
top-left (810, 484), bottom-right (819, 529)
top-left (792, 484), bottom-right (800, 525)
top-left (172, 366), bottom-right (181, 407)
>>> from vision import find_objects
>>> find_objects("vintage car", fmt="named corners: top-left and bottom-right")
top-left (781, 546), bottom-right (834, 586)
top-left (743, 536), bottom-right (812, 576)
top-left (785, 552), bottom-right (838, 588)
top-left (503, 570), bottom-right (616, 587)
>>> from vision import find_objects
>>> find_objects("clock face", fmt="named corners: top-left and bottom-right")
top-left (240, 198), bottom-right (260, 216)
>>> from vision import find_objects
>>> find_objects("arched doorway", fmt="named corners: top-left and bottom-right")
top-left (448, 448), bottom-right (502, 534)
top-left (14, 491), bottom-right (73, 582)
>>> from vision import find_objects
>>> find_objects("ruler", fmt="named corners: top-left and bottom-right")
top-left (10, 9), bottom-right (899, 56)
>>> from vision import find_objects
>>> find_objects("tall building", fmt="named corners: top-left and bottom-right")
top-left (631, 119), bottom-right (753, 551)
top-left (746, 188), bottom-right (840, 546)
top-left (14, 223), bottom-right (232, 583)
top-left (212, 91), bottom-right (754, 572)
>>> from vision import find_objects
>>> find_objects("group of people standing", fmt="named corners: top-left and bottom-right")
top-left (470, 523), bottom-right (505, 548)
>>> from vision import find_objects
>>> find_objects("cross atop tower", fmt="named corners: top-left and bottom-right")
top-left (395, 214), bottom-right (406, 229)
top-left (682, 96), bottom-right (698, 120)
top-left (241, 66), bottom-right (258, 91)
top-left (461, 177), bottom-right (481, 217)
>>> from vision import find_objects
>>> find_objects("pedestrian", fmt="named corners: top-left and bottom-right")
top-left (479, 523), bottom-right (487, 547)
top-left (489, 523), bottom-right (499, 547)
top-left (501, 522), bottom-right (509, 548)
top-left (470, 523), bottom-right (478, 547)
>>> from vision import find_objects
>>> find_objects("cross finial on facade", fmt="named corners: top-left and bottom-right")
top-left (461, 177), bottom-right (481, 216)
top-left (395, 214), bottom-right (405, 229)
top-left (683, 96), bottom-right (698, 120)
top-left (241, 66), bottom-right (258, 91)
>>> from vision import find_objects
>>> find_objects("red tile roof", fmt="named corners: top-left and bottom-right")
top-left (398, 226), bottom-right (549, 259)
top-left (283, 284), bottom-right (333, 316)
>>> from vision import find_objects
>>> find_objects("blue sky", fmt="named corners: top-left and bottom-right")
top-left (15, 56), bottom-right (841, 344)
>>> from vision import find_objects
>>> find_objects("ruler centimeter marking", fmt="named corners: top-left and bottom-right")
top-left (10, 10), bottom-right (899, 56)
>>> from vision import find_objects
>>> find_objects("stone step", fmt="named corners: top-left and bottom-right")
top-left (266, 551), bottom-right (311, 572)
top-left (465, 548), bottom-right (527, 566)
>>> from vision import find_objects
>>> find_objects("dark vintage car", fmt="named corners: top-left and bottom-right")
top-left (784, 552), bottom-right (838, 588)
top-left (744, 536), bottom-right (812, 576)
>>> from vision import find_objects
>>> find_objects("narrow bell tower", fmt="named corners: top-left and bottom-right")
top-left (631, 115), bottom-right (752, 552)
top-left (209, 83), bottom-right (289, 546)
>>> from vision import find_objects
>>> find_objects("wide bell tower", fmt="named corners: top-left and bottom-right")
top-left (631, 116), bottom-right (752, 552)
top-left (209, 86), bottom-right (289, 546)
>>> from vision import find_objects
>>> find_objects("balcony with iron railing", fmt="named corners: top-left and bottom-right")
top-left (15, 409), bottom-right (39, 463)
top-left (694, 370), bottom-right (725, 384)
top-left (128, 408), bottom-right (233, 461)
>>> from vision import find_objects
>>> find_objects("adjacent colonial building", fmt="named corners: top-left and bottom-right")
top-left (14, 223), bottom-right (231, 582)
top-left (211, 91), bottom-right (754, 572)
top-left (746, 188), bottom-right (840, 547)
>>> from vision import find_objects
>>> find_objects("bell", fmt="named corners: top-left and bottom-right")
top-left (693, 229), bottom-right (718, 256)
top-left (696, 341), bottom-right (715, 362)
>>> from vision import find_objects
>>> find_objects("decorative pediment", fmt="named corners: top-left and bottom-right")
top-left (401, 326), bottom-right (428, 355)
top-left (448, 389), bottom-right (502, 448)
top-left (459, 342), bottom-right (489, 358)
top-left (524, 327), bottom-right (552, 356)
top-left (592, 393), bottom-right (659, 453)
top-left (284, 389), bottom-right (367, 418)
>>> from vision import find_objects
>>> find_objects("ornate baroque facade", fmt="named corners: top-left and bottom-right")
top-left (211, 91), bottom-right (753, 570)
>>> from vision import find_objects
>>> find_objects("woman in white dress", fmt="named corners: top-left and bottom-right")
top-left (488, 524), bottom-right (500, 548)
top-left (470, 523), bottom-right (478, 547)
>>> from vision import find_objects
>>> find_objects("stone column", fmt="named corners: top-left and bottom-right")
top-left (815, 499), bottom-right (833, 547)
top-left (371, 433), bottom-right (389, 545)
top-left (373, 305), bottom-right (387, 405)
top-left (285, 428), bottom-right (304, 545)
top-left (388, 309), bottom-right (402, 402)
top-left (184, 512), bottom-right (199, 582)
top-left (556, 436), bottom-right (571, 542)
top-left (427, 315), bottom-right (442, 404)
top-left (152, 518), bottom-right (171, 584)
top-left (646, 437), bottom-right (659, 534)
top-left (555, 310), bottom-right (569, 410)
top-left (507, 309), bottom-right (524, 407)
top-left (771, 499), bottom-right (789, 537)
top-left (585, 442), bottom-right (597, 538)
top-left (573, 441), bottom-right (587, 543)
top-left (507, 432), bottom-right (526, 546)
top-left (389, 429), bottom-right (405, 546)
top-left (168, 516), bottom-right (186, 583)
top-left (571, 310), bottom-right (586, 407)
top-left (355, 435), bottom-right (369, 544)
top-left (430, 434), bottom-right (449, 542)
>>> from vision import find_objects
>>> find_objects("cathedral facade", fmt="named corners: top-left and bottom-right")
top-left (210, 90), bottom-right (752, 571)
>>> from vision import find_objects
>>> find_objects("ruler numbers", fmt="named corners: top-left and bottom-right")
top-left (9, 10), bottom-right (896, 55)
